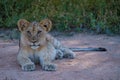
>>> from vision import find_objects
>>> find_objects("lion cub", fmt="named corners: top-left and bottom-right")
top-left (17, 19), bottom-right (75, 71)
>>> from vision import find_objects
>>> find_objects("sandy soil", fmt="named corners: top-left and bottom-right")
top-left (0, 33), bottom-right (120, 80)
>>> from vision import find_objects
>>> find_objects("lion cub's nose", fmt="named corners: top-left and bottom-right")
top-left (32, 40), bottom-right (37, 43)
top-left (32, 37), bottom-right (37, 43)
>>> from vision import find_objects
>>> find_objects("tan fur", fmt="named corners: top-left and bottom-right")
top-left (17, 19), bottom-right (75, 71)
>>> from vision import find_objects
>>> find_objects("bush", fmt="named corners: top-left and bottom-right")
top-left (0, 0), bottom-right (120, 34)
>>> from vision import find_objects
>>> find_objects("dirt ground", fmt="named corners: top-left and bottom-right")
top-left (0, 33), bottom-right (120, 80)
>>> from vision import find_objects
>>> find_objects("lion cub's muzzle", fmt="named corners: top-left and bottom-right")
top-left (30, 37), bottom-right (40, 49)
top-left (30, 42), bottom-right (40, 49)
top-left (30, 38), bottom-right (40, 49)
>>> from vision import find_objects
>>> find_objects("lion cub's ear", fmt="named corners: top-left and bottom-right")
top-left (39, 19), bottom-right (52, 32)
top-left (17, 19), bottom-right (30, 32)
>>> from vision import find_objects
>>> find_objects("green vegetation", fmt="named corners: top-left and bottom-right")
top-left (0, 0), bottom-right (120, 34)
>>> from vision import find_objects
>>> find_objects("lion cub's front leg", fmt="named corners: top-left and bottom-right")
top-left (38, 43), bottom-right (57, 71)
top-left (17, 49), bottom-right (35, 71)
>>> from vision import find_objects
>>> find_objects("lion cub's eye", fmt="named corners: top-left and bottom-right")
top-left (37, 30), bottom-right (42, 34)
top-left (27, 31), bottom-right (31, 35)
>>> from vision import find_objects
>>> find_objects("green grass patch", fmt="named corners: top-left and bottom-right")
top-left (0, 0), bottom-right (120, 34)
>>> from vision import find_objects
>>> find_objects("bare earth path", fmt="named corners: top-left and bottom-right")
top-left (0, 33), bottom-right (120, 80)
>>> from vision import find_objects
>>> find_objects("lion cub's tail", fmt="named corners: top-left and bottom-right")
top-left (69, 47), bottom-right (107, 52)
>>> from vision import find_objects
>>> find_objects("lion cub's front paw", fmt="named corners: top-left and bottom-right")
top-left (42, 63), bottom-right (57, 71)
top-left (22, 63), bottom-right (35, 71)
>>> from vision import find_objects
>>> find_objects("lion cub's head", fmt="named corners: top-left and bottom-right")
top-left (17, 19), bottom-right (52, 49)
